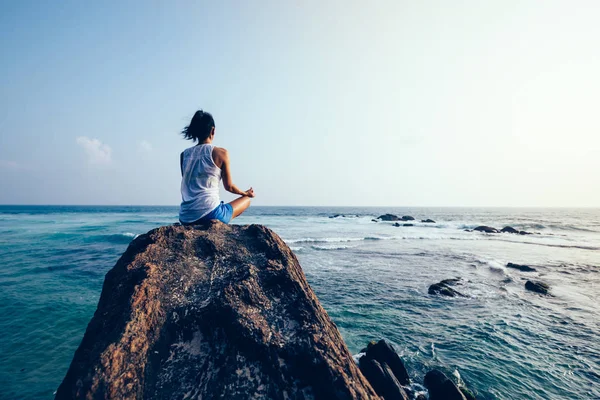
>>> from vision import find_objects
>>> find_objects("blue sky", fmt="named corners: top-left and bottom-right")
top-left (1, 1), bottom-right (599, 206)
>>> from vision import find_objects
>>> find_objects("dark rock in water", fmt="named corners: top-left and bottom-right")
top-left (362, 339), bottom-right (410, 386)
top-left (519, 230), bottom-right (532, 235)
top-left (393, 222), bottom-right (401, 227)
top-left (330, 214), bottom-right (343, 218)
top-left (416, 395), bottom-right (427, 400)
top-left (506, 262), bottom-right (536, 272)
top-left (474, 226), bottom-right (499, 233)
top-left (401, 216), bottom-right (415, 221)
top-left (55, 222), bottom-right (377, 400)
top-left (440, 278), bottom-right (461, 286)
top-left (424, 369), bottom-right (467, 400)
top-left (359, 358), bottom-right (408, 400)
top-left (525, 280), bottom-right (550, 295)
top-left (463, 229), bottom-right (473, 232)
top-left (501, 226), bottom-right (519, 234)
top-left (378, 213), bottom-right (400, 221)
top-left (403, 223), bottom-right (414, 227)
top-left (421, 219), bottom-right (436, 223)
top-left (371, 219), bottom-right (378, 222)
top-left (428, 280), bottom-right (465, 297)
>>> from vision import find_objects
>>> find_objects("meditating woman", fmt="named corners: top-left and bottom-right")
top-left (179, 110), bottom-right (254, 224)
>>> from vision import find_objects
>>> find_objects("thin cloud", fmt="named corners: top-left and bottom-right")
top-left (139, 140), bottom-right (153, 153)
top-left (76, 137), bottom-right (112, 165)
top-left (0, 160), bottom-right (20, 169)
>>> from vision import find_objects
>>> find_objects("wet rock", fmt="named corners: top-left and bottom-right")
top-left (403, 223), bottom-right (414, 227)
top-left (362, 339), bottom-right (410, 386)
top-left (372, 219), bottom-right (378, 223)
top-left (359, 358), bottom-right (408, 400)
top-left (424, 369), bottom-right (467, 400)
top-left (428, 279), bottom-right (466, 297)
top-left (421, 219), bottom-right (436, 223)
top-left (55, 222), bottom-right (377, 400)
top-left (401, 216), bottom-right (415, 221)
top-left (378, 214), bottom-right (400, 221)
top-left (460, 386), bottom-right (476, 400)
top-left (393, 222), bottom-right (401, 227)
top-left (500, 226), bottom-right (519, 234)
top-left (525, 280), bottom-right (550, 295)
top-left (506, 262), bottom-right (536, 272)
top-left (330, 214), bottom-right (343, 218)
top-left (473, 226), bottom-right (499, 233)
top-left (519, 230), bottom-right (532, 235)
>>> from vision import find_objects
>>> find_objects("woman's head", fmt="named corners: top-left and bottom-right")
top-left (182, 110), bottom-right (215, 142)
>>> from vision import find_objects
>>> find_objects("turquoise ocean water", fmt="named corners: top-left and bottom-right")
top-left (0, 206), bottom-right (599, 399)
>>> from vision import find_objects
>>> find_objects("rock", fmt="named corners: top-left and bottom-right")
top-left (378, 214), bottom-right (400, 221)
top-left (401, 216), bottom-right (415, 221)
top-left (371, 219), bottom-right (378, 223)
top-left (55, 222), bottom-right (378, 400)
top-left (525, 280), bottom-right (550, 295)
top-left (463, 229), bottom-right (473, 232)
top-left (460, 386), bottom-right (476, 400)
top-left (500, 226), bottom-right (519, 234)
top-left (362, 339), bottom-right (410, 386)
top-left (506, 262), bottom-right (536, 272)
top-left (473, 226), bottom-right (499, 233)
top-left (421, 219), bottom-right (436, 223)
top-left (359, 358), bottom-right (408, 400)
top-left (330, 214), bottom-right (343, 218)
top-left (403, 223), bottom-right (414, 227)
top-left (428, 280), bottom-right (465, 297)
top-left (393, 222), bottom-right (401, 227)
top-left (424, 369), bottom-right (467, 400)
top-left (519, 230), bottom-right (532, 235)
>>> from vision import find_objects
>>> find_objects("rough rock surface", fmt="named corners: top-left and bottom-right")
top-left (428, 279), bottom-right (466, 297)
top-left (55, 222), bottom-right (379, 400)
top-left (473, 226), bottom-right (499, 233)
top-left (525, 280), bottom-right (550, 295)
top-left (506, 262), bottom-right (536, 272)
top-left (423, 370), bottom-right (467, 400)
top-left (378, 214), bottom-right (400, 221)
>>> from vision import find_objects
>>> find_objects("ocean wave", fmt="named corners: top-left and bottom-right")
top-left (310, 245), bottom-right (355, 251)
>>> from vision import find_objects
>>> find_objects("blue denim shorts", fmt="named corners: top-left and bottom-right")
top-left (182, 202), bottom-right (233, 225)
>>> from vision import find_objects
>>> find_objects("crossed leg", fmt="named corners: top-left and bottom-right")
top-left (228, 196), bottom-right (252, 220)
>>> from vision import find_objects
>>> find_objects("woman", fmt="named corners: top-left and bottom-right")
top-left (179, 110), bottom-right (254, 225)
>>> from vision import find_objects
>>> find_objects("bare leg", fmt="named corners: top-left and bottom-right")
top-left (228, 196), bottom-right (252, 220)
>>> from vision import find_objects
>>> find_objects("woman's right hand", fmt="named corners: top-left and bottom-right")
top-left (244, 187), bottom-right (255, 198)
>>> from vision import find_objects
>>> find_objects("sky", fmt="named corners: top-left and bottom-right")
top-left (1, 1), bottom-right (599, 207)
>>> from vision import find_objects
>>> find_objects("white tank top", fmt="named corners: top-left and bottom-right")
top-left (179, 144), bottom-right (222, 223)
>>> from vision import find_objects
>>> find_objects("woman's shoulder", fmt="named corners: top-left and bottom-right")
top-left (211, 146), bottom-right (229, 168)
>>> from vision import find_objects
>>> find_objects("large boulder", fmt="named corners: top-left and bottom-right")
top-left (423, 370), bottom-right (467, 400)
top-left (428, 279), bottom-right (466, 297)
top-left (473, 226), bottom-right (499, 233)
top-left (506, 262), bottom-right (536, 272)
top-left (361, 340), bottom-right (410, 386)
top-left (359, 359), bottom-right (408, 400)
top-left (401, 216), bottom-right (415, 221)
top-left (525, 280), bottom-right (550, 295)
top-left (500, 226), bottom-right (519, 234)
top-left (55, 222), bottom-right (378, 400)
top-left (378, 214), bottom-right (400, 221)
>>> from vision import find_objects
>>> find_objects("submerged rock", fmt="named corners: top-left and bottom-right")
top-left (401, 216), bottom-right (415, 221)
top-left (525, 280), bottom-right (550, 295)
top-left (55, 222), bottom-right (378, 400)
top-left (424, 370), bottom-right (467, 400)
top-left (378, 214), bottom-right (400, 221)
top-left (421, 219), bottom-right (436, 223)
top-left (428, 279), bottom-right (466, 297)
top-left (403, 223), bottom-right (414, 227)
top-left (506, 262), bottom-right (536, 272)
top-left (500, 226), bottom-right (519, 234)
top-left (473, 226), bottom-right (499, 233)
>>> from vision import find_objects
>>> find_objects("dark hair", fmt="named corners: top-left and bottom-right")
top-left (181, 110), bottom-right (215, 142)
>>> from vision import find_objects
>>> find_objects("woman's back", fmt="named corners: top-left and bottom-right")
top-left (179, 144), bottom-right (221, 223)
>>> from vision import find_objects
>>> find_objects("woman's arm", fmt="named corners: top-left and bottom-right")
top-left (215, 147), bottom-right (254, 197)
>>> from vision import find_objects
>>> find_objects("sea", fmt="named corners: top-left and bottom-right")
top-left (0, 206), bottom-right (598, 399)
